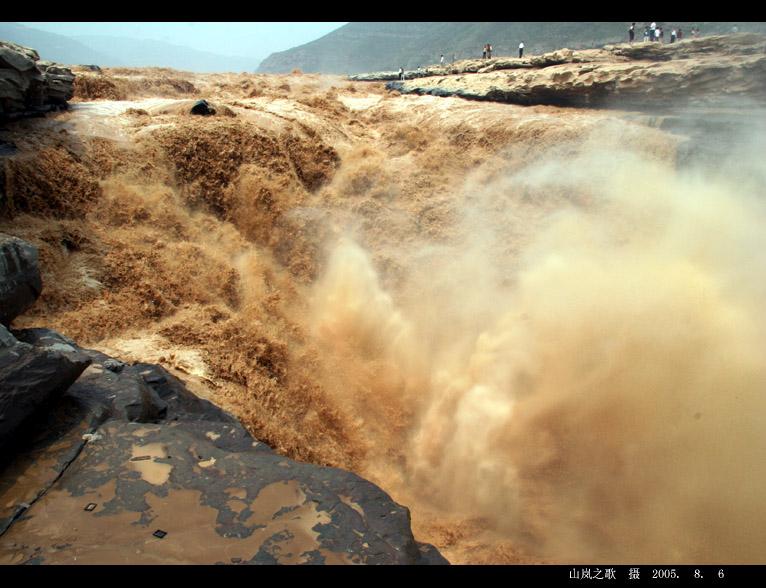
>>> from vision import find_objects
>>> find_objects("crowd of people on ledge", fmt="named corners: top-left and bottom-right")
top-left (394, 23), bottom-right (742, 81)
top-left (481, 42), bottom-right (525, 59)
top-left (629, 22), bottom-right (707, 44)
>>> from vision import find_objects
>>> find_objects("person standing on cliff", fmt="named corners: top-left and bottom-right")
top-left (440, 54), bottom-right (444, 66)
top-left (677, 28), bottom-right (684, 40)
top-left (643, 26), bottom-right (650, 42)
top-left (670, 29), bottom-right (677, 43)
top-left (487, 43), bottom-right (493, 58)
top-left (629, 23), bottom-right (635, 42)
top-left (519, 41), bottom-right (525, 58)
top-left (482, 44), bottom-right (487, 59)
top-left (398, 67), bottom-right (404, 81)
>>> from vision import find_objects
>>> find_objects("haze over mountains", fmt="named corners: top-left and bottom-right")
top-left (3, 22), bottom-right (766, 74)
top-left (258, 21), bottom-right (766, 73)
top-left (0, 23), bottom-right (260, 72)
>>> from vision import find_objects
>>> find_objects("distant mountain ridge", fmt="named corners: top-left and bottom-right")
top-left (72, 35), bottom-right (259, 73)
top-left (0, 23), bottom-right (112, 65)
top-left (257, 21), bottom-right (766, 74)
top-left (0, 23), bottom-right (261, 72)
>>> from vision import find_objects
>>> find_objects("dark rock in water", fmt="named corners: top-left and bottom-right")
top-left (0, 332), bottom-right (447, 563)
top-left (0, 41), bottom-right (74, 119)
top-left (0, 140), bottom-right (17, 157)
top-left (190, 99), bottom-right (216, 116)
top-left (0, 325), bottom-right (91, 453)
top-left (0, 233), bottom-right (43, 327)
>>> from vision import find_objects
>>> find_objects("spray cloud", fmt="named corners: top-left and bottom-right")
top-left (308, 120), bottom-right (766, 563)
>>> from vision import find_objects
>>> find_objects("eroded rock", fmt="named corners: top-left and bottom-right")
top-left (0, 41), bottom-right (75, 118)
top-left (0, 333), bottom-right (447, 564)
top-left (0, 233), bottom-right (42, 326)
top-left (376, 34), bottom-right (766, 110)
top-left (0, 326), bottom-right (90, 453)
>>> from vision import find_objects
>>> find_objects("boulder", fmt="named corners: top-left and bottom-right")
top-left (0, 41), bottom-right (74, 118)
top-left (0, 233), bottom-right (43, 326)
top-left (190, 99), bottom-right (216, 116)
top-left (0, 325), bottom-right (90, 452)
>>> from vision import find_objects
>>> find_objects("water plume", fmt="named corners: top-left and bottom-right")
top-left (308, 131), bottom-right (766, 563)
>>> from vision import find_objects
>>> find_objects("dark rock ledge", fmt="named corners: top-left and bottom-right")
top-left (0, 235), bottom-right (447, 565)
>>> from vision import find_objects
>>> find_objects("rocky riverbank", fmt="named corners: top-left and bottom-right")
top-left (0, 233), bottom-right (447, 565)
top-left (350, 34), bottom-right (766, 109)
top-left (0, 41), bottom-right (75, 119)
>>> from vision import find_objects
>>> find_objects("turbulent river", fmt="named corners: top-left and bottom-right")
top-left (3, 72), bottom-right (766, 563)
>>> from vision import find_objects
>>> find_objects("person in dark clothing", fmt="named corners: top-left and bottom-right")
top-left (487, 43), bottom-right (493, 59)
top-left (677, 28), bottom-right (684, 40)
top-left (519, 41), bottom-right (525, 58)
top-left (629, 23), bottom-right (635, 42)
top-left (482, 44), bottom-right (487, 59)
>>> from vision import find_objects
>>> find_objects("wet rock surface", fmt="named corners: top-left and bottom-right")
top-left (372, 34), bottom-right (766, 110)
top-left (0, 336), bottom-right (446, 564)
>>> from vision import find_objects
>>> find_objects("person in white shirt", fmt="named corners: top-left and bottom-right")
top-left (519, 41), bottom-right (525, 58)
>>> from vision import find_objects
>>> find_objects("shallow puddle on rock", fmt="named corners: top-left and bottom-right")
top-left (339, 494), bottom-right (366, 520)
top-left (227, 500), bottom-right (247, 514)
top-left (248, 479), bottom-right (304, 521)
top-left (225, 487), bottom-right (247, 500)
top-left (129, 443), bottom-right (172, 485)
top-left (1, 461), bottom-right (356, 563)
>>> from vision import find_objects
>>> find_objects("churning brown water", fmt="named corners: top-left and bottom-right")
top-left (3, 71), bottom-right (766, 563)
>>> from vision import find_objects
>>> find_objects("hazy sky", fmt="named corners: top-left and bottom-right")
top-left (21, 22), bottom-right (348, 60)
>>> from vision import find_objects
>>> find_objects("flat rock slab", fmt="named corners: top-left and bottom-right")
top-left (0, 421), bottom-right (440, 564)
top-left (0, 331), bottom-right (446, 565)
